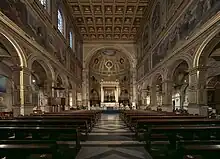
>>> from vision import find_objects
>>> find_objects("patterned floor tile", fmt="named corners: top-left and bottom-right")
top-left (76, 113), bottom-right (152, 159)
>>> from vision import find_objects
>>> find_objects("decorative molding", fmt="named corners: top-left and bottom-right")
top-left (0, 11), bottom-right (82, 85)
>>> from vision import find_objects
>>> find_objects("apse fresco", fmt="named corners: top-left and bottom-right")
top-left (152, 0), bottom-right (220, 68)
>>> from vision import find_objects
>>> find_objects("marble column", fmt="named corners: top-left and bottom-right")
top-left (72, 83), bottom-right (77, 108)
top-left (141, 89), bottom-right (147, 109)
top-left (132, 68), bottom-right (137, 109)
top-left (101, 86), bottom-right (104, 103)
top-left (65, 88), bottom-right (70, 110)
top-left (11, 65), bottom-right (21, 117)
top-left (162, 80), bottom-right (173, 112)
top-left (20, 67), bottom-right (33, 115)
top-left (116, 86), bottom-right (119, 103)
top-left (41, 79), bottom-right (53, 112)
top-left (82, 69), bottom-right (89, 108)
top-left (150, 86), bottom-right (157, 110)
top-left (188, 67), bottom-right (208, 115)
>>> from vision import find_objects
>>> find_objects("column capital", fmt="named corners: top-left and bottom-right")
top-left (162, 79), bottom-right (173, 84)
top-left (82, 69), bottom-right (89, 73)
top-left (189, 66), bottom-right (208, 74)
top-left (22, 67), bottom-right (31, 72)
top-left (11, 65), bottom-right (22, 72)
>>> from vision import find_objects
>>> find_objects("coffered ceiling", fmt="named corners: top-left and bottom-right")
top-left (67, 0), bottom-right (149, 41)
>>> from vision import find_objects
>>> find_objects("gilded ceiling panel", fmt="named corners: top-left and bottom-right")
top-left (67, 0), bottom-right (149, 41)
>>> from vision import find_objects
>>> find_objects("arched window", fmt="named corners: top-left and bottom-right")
top-left (69, 31), bottom-right (73, 48)
top-left (58, 9), bottom-right (64, 34)
top-left (39, 0), bottom-right (47, 9)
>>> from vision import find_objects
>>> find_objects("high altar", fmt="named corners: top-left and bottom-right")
top-left (100, 80), bottom-right (120, 109)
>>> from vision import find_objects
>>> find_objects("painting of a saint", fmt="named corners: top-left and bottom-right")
top-left (152, 3), bottom-right (160, 31)
top-left (1, 0), bottom-right (27, 27)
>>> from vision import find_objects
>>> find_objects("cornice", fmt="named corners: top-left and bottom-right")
top-left (135, 0), bottom-right (154, 41)
top-left (63, 0), bottom-right (83, 40)
top-left (0, 12), bottom-right (82, 85)
top-left (24, 0), bottom-right (69, 46)
top-left (83, 40), bottom-right (136, 44)
top-left (139, 0), bottom-right (194, 65)
top-left (25, 0), bottom-right (83, 66)
top-left (137, 12), bottom-right (220, 84)
top-left (28, 0), bottom-right (52, 24)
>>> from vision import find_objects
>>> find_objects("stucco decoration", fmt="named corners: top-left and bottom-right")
top-left (89, 49), bottom-right (130, 76)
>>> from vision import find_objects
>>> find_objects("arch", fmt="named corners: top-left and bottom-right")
top-left (27, 55), bottom-right (55, 81)
top-left (55, 72), bottom-right (68, 88)
top-left (193, 26), bottom-right (220, 68)
top-left (151, 72), bottom-right (163, 86)
top-left (84, 44), bottom-right (136, 69)
top-left (67, 77), bottom-right (73, 89)
top-left (0, 28), bottom-right (27, 67)
top-left (166, 58), bottom-right (191, 81)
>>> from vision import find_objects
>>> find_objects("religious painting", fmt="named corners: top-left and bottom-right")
top-left (152, 49), bottom-right (163, 68)
top-left (144, 58), bottom-right (149, 74)
top-left (152, 2), bottom-right (160, 31)
top-left (167, 0), bottom-right (175, 9)
top-left (177, 0), bottom-right (220, 41)
top-left (1, 0), bottom-right (27, 28)
top-left (143, 25), bottom-right (149, 48)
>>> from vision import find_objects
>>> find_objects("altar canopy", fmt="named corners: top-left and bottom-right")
top-left (100, 80), bottom-right (119, 109)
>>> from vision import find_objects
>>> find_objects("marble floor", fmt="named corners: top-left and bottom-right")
top-left (76, 113), bottom-right (153, 159)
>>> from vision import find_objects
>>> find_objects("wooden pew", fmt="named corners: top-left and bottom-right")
top-left (0, 126), bottom-right (81, 159)
top-left (144, 125), bottom-right (220, 150)
top-left (43, 110), bottom-right (101, 123)
top-left (0, 119), bottom-right (89, 137)
top-left (133, 117), bottom-right (220, 158)
top-left (17, 116), bottom-right (92, 135)
top-left (176, 144), bottom-right (220, 159)
top-left (121, 110), bottom-right (220, 158)
top-left (126, 115), bottom-right (206, 128)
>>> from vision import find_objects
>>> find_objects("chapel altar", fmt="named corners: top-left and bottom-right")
top-left (100, 80), bottom-right (119, 109)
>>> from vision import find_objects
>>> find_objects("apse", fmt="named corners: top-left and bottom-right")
top-left (89, 48), bottom-right (131, 108)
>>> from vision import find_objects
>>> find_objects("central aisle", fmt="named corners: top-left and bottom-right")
top-left (76, 113), bottom-right (152, 159)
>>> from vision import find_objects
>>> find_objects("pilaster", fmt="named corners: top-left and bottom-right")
top-left (162, 80), bottom-right (173, 112)
top-left (101, 85), bottom-right (104, 103)
top-left (20, 67), bottom-right (33, 115)
top-left (188, 67), bottom-right (208, 114)
top-left (131, 68), bottom-right (137, 108)
top-left (140, 89), bottom-right (148, 109)
top-left (150, 86), bottom-right (157, 110)
top-left (11, 65), bottom-right (21, 117)
top-left (82, 69), bottom-right (89, 108)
